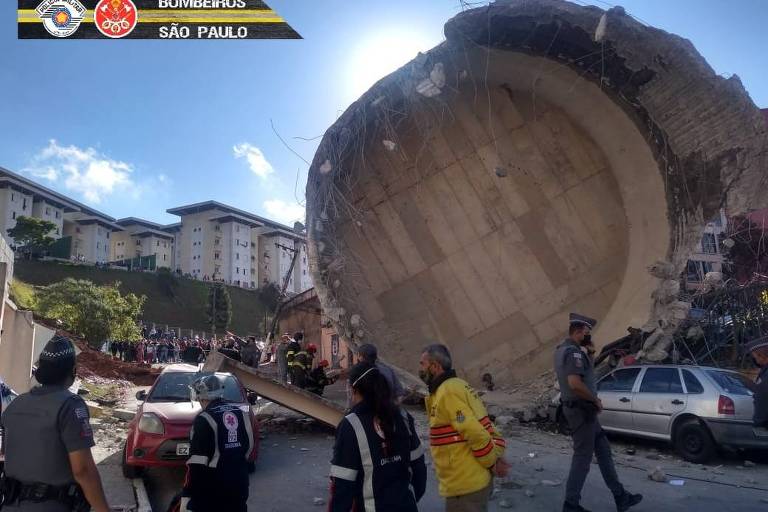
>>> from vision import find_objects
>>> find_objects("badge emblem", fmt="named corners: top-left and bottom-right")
top-left (223, 411), bottom-right (239, 443)
top-left (36, 0), bottom-right (86, 38)
top-left (456, 411), bottom-right (465, 424)
top-left (94, 0), bottom-right (138, 39)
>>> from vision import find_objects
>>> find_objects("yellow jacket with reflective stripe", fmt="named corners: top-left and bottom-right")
top-left (425, 376), bottom-right (506, 497)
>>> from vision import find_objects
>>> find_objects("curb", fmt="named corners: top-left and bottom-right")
top-left (132, 478), bottom-right (153, 512)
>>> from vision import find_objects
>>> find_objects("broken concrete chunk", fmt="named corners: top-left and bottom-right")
top-left (648, 467), bottom-right (667, 483)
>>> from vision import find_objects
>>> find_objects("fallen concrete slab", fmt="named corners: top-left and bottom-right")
top-left (305, 0), bottom-right (768, 387)
top-left (203, 351), bottom-right (345, 427)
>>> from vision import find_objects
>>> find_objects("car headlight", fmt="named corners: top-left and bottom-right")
top-left (138, 413), bottom-right (164, 434)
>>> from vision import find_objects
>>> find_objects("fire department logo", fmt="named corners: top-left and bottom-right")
top-left (36, 0), bottom-right (86, 38)
top-left (94, 0), bottom-right (138, 39)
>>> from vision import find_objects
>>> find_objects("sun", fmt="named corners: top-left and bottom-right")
top-left (346, 29), bottom-right (438, 101)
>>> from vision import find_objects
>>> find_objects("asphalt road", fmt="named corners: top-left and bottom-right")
top-left (143, 424), bottom-right (768, 512)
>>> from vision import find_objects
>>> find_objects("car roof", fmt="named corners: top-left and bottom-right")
top-left (159, 364), bottom-right (236, 380)
top-left (615, 364), bottom-right (742, 374)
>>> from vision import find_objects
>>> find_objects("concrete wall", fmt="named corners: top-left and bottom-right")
top-left (306, 1), bottom-right (768, 385)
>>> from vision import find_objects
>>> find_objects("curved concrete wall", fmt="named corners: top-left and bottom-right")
top-left (306, 0), bottom-right (768, 385)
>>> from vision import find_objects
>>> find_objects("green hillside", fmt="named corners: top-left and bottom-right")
top-left (13, 260), bottom-right (271, 336)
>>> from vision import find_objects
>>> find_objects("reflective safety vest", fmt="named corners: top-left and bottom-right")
top-left (292, 351), bottom-right (311, 371)
top-left (425, 376), bottom-right (506, 497)
top-left (286, 341), bottom-right (301, 367)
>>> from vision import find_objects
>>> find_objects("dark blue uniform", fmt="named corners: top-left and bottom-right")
top-left (329, 403), bottom-right (426, 511)
top-left (182, 399), bottom-right (254, 512)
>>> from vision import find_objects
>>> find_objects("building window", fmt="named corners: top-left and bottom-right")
top-left (236, 253), bottom-right (240, 260)
top-left (45, 207), bottom-right (50, 215)
top-left (11, 212), bottom-right (15, 220)
top-left (97, 242), bottom-right (100, 249)
top-left (236, 225), bottom-right (240, 233)
top-left (702, 233), bottom-right (718, 254)
top-left (56, 228), bottom-right (60, 235)
top-left (136, 240), bottom-right (141, 246)
top-left (55, 211), bottom-right (60, 219)
top-left (157, 241), bottom-right (160, 247)
top-left (236, 267), bottom-right (240, 274)
top-left (251, 242), bottom-right (255, 248)
top-left (214, 252), bottom-right (220, 260)
top-left (76, 227), bottom-right (81, 234)
top-left (686, 260), bottom-right (714, 282)
top-left (22, 199), bottom-right (27, 209)
top-left (10, 193), bottom-right (14, 201)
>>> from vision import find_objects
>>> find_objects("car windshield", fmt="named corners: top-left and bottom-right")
top-left (706, 370), bottom-right (753, 396)
top-left (148, 372), bottom-right (244, 402)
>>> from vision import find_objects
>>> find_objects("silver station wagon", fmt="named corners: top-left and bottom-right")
top-left (553, 365), bottom-right (768, 462)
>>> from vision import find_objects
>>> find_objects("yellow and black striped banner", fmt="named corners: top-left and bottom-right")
top-left (18, 0), bottom-right (302, 39)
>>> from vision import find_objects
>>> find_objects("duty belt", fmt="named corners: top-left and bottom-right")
top-left (1, 477), bottom-right (89, 511)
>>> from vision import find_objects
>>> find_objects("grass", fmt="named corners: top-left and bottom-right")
top-left (9, 278), bottom-right (37, 310)
top-left (14, 260), bottom-right (271, 336)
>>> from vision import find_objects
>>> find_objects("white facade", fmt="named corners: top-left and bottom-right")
top-left (0, 188), bottom-right (34, 244)
top-left (63, 220), bottom-right (112, 263)
top-left (31, 200), bottom-right (63, 238)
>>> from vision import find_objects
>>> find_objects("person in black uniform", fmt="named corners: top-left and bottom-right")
top-left (180, 374), bottom-right (254, 512)
top-left (286, 333), bottom-right (303, 384)
top-left (181, 341), bottom-right (204, 365)
top-left (328, 362), bottom-right (427, 511)
top-left (0, 335), bottom-right (110, 512)
top-left (306, 360), bottom-right (336, 396)
top-left (746, 336), bottom-right (768, 430)
top-left (554, 313), bottom-right (641, 512)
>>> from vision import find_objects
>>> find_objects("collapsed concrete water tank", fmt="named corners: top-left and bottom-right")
top-left (306, 0), bottom-right (768, 385)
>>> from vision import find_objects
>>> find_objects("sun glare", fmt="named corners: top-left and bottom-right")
top-left (346, 29), bottom-right (438, 101)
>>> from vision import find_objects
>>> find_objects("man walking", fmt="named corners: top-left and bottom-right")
top-left (746, 336), bottom-right (768, 430)
top-left (419, 344), bottom-right (508, 511)
top-left (554, 313), bottom-right (642, 512)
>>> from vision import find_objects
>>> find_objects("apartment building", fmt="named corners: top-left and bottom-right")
top-left (111, 218), bottom-right (174, 268)
top-left (167, 201), bottom-right (310, 293)
top-left (685, 209), bottom-right (728, 291)
top-left (0, 166), bottom-right (120, 259)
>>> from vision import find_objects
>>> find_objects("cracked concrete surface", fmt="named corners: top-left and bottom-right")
top-left (306, 0), bottom-right (768, 386)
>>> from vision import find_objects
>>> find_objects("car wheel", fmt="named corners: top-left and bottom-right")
top-left (248, 460), bottom-right (256, 474)
top-left (674, 419), bottom-right (716, 463)
top-left (556, 406), bottom-right (572, 436)
top-left (122, 442), bottom-right (144, 479)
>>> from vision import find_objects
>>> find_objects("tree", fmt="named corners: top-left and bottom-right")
top-left (256, 282), bottom-right (282, 312)
top-left (7, 216), bottom-right (57, 256)
top-left (156, 267), bottom-right (179, 299)
top-left (206, 283), bottom-right (232, 334)
top-left (36, 278), bottom-right (146, 349)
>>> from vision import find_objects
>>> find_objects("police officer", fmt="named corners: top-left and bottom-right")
top-left (328, 362), bottom-right (426, 511)
top-left (181, 374), bottom-right (254, 512)
top-left (554, 313), bottom-right (642, 512)
top-left (746, 336), bottom-right (768, 430)
top-left (0, 335), bottom-right (110, 512)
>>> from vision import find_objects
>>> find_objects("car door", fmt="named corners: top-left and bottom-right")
top-left (597, 367), bottom-right (642, 431)
top-left (632, 367), bottom-right (687, 437)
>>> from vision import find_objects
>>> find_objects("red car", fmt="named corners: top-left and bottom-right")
top-left (122, 364), bottom-right (260, 478)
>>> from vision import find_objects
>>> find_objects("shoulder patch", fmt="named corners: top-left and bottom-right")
top-left (456, 410), bottom-right (465, 424)
top-left (573, 352), bottom-right (583, 368)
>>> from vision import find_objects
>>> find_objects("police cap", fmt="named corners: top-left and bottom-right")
top-left (569, 313), bottom-right (597, 329)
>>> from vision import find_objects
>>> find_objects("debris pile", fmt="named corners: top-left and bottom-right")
top-left (74, 337), bottom-right (160, 386)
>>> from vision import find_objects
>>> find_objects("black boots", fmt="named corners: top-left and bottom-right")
top-left (616, 492), bottom-right (643, 512)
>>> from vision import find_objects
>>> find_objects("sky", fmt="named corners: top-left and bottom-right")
top-left (1, 0), bottom-right (766, 226)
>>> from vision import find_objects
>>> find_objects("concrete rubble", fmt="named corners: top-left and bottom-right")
top-left (305, 0), bottom-right (768, 387)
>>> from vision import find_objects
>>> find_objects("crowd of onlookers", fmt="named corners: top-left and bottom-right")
top-left (104, 323), bottom-right (262, 366)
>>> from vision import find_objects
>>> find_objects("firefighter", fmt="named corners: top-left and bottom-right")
top-left (420, 344), bottom-right (508, 511)
top-left (328, 362), bottom-right (426, 511)
top-left (0, 335), bottom-right (110, 512)
top-left (181, 374), bottom-right (255, 512)
top-left (286, 332), bottom-right (303, 384)
top-left (306, 360), bottom-right (336, 396)
top-left (291, 343), bottom-right (312, 389)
